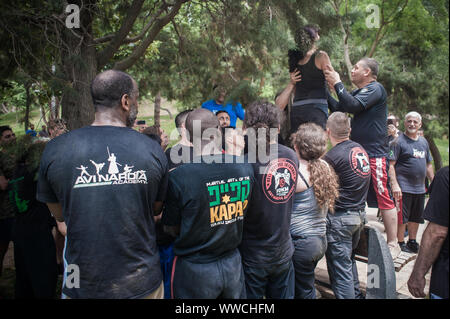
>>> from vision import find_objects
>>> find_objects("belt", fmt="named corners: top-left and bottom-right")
top-left (333, 209), bottom-right (366, 215)
top-left (292, 99), bottom-right (328, 107)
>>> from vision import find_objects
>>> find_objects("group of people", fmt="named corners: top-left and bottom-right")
top-left (0, 118), bottom-right (68, 298)
top-left (0, 24), bottom-right (447, 300)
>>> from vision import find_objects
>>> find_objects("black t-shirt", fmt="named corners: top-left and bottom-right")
top-left (350, 81), bottom-right (389, 157)
top-left (388, 134), bottom-right (432, 194)
top-left (423, 166), bottom-right (449, 299)
top-left (323, 140), bottom-right (371, 211)
top-left (37, 126), bottom-right (168, 299)
top-left (162, 154), bottom-right (255, 263)
top-left (165, 144), bottom-right (194, 171)
top-left (239, 143), bottom-right (299, 266)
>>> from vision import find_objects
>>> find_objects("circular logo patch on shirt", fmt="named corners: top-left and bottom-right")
top-left (262, 158), bottom-right (297, 204)
top-left (349, 147), bottom-right (371, 178)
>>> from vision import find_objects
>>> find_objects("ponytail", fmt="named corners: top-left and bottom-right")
top-left (308, 158), bottom-right (339, 213)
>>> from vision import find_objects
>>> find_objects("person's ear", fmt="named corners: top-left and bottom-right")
top-left (121, 94), bottom-right (131, 112)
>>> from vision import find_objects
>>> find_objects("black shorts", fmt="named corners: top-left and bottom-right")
top-left (401, 193), bottom-right (425, 224)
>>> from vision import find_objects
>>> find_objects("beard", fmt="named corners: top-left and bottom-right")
top-left (126, 104), bottom-right (138, 128)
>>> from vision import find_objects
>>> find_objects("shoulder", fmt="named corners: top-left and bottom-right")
top-left (316, 50), bottom-right (330, 59)
top-left (369, 81), bottom-right (387, 95)
top-left (278, 144), bottom-right (299, 164)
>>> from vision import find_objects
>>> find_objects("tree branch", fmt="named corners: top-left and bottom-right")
top-left (96, 0), bottom-right (145, 68)
top-left (113, 0), bottom-right (189, 71)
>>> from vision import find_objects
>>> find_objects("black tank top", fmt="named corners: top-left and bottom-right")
top-left (293, 51), bottom-right (327, 101)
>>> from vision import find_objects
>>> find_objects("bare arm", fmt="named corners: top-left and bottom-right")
top-left (275, 71), bottom-right (301, 111)
top-left (426, 163), bottom-right (434, 183)
top-left (408, 222), bottom-right (448, 298)
top-left (315, 50), bottom-right (334, 72)
top-left (46, 202), bottom-right (64, 222)
top-left (56, 220), bottom-right (67, 237)
top-left (388, 160), bottom-right (402, 202)
top-left (153, 201), bottom-right (164, 216)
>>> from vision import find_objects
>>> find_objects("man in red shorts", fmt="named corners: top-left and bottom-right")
top-left (325, 58), bottom-right (400, 258)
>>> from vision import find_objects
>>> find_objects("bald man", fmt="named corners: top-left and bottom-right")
top-left (37, 70), bottom-right (168, 299)
top-left (323, 112), bottom-right (371, 299)
top-left (162, 108), bottom-right (255, 298)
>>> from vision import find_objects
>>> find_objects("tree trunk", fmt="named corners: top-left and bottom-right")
top-left (24, 82), bottom-right (31, 131)
top-left (425, 135), bottom-right (443, 171)
top-left (61, 0), bottom-right (98, 130)
top-left (154, 91), bottom-right (161, 128)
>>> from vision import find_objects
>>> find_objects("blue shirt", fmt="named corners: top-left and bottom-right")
top-left (26, 129), bottom-right (37, 137)
top-left (201, 100), bottom-right (245, 128)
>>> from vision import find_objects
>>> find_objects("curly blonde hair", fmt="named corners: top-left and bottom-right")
top-left (292, 123), bottom-right (339, 212)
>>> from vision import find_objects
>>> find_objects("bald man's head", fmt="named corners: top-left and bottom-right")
top-left (185, 108), bottom-right (220, 145)
top-left (91, 70), bottom-right (137, 110)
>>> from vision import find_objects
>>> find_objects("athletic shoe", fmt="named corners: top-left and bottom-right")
top-left (399, 242), bottom-right (413, 253)
top-left (406, 240), bottom-right (419, 253)
top-left (388, 242), bottom-right (402, 260)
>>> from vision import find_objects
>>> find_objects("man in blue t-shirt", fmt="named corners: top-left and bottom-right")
top-left (25, 123), bottom-right (37, 137)
top-left (325, 57), bottom-right (400, 259)
top-left (201, 87), bottom-right (245, 128)
top-left (388, 111), bottom-right (434, 253)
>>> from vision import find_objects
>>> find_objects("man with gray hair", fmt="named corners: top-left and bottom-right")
top-left (323, 112), bottom-right (371, 298)
top-left (388, 111), bottom-right (434, 253)
top-left (325, 58), bottom-right (401, 259)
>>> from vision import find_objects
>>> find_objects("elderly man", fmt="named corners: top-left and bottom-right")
top-left (37, 70), bottom-right (168, 299)
top-left (388, 112), bottom-right (434, 253)
top-left (325, 58), bottom-right (400, 258)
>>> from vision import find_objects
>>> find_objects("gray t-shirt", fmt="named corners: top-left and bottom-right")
top-left (388, 134), bottom-right (432, 194)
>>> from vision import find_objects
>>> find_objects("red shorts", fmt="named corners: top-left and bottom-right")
top-left (367, 157), bottom-right (396, 210)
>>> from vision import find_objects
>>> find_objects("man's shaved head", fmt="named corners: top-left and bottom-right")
top-left (91, 70), bottom-right (137, 110)
top-left (327, 111), bottom-right (351, 140)
top-left (185, 108), bottom-right (220, 144)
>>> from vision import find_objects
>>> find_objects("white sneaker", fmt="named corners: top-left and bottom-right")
top-left (388, 242), bottom-right (401, 260)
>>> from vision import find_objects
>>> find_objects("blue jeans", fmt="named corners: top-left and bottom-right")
top-left (292, 235), bottom-right (327, 299)
top-left (172, 249), bottom-right (246, 299)
top-left (242, 259), bottom-right (295, 299)
top-left (325, 210), bottom-right (366, 299)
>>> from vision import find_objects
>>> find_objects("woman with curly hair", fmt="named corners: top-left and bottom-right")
top-left (276, 25), bottom-right (335, 139)
top-left (290, 122), bottom-right (339, 299)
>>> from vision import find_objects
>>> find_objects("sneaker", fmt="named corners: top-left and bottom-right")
top-left (399, 242), bottom-right (413, 253)
top-left (388, 242), bottom-right (402, 259)
top-left (406, 240), bottom-right (419, 253)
